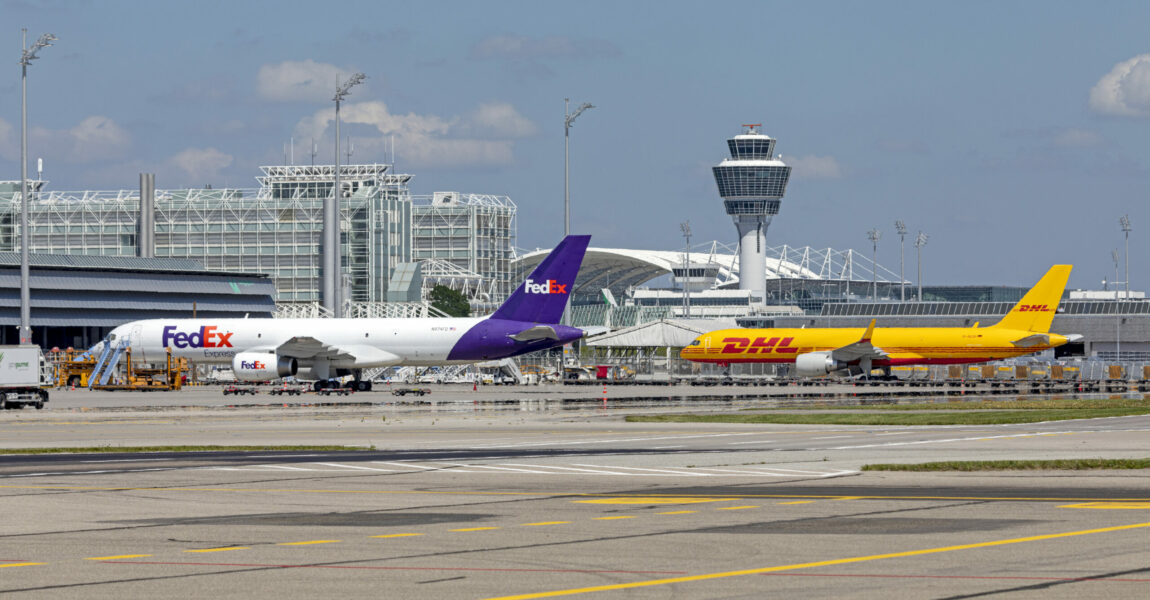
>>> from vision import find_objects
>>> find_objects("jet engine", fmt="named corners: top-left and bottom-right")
top-left (794, 352), bottom-right (846, 377)
top-left (232, 353), bottom-right (298, 382)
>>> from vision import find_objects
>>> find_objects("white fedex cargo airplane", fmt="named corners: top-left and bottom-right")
top-left (98, 235), bottom-right (591, 390)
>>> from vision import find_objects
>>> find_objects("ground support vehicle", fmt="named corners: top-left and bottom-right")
top-left (391, 387), bottom-right (431, 397)
top-left (222, 385), bottom-right (259, 396)
top-left (0, 346), bottom-right (52, 410)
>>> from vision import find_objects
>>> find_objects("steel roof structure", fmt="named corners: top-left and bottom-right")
top-left (511, 240), bottom-right (902, 301)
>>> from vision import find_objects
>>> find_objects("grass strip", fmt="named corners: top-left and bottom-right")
top-left (626, 408), bottom-right (1150, 425)
top-left (0, 445), bottom-right (370, 455)
top-left (863, 458), bottom-right (1150, 471)
top-left (740, 398), bottom-right (1150, 411)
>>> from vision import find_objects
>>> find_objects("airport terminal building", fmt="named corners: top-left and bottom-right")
top-left (0, 165), bottom-right (516, 313)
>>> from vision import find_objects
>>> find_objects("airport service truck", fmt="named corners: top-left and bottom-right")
top-left (0, 346), bottom-right (51, 410)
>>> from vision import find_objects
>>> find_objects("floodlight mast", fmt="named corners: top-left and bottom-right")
top-left (681, 221), bottom-right (692, 318)
top-left (326, 72), bottom-right (365, 318)
top-left (1121, 215), bottom-right (1131, 302)
top-left (895, 220), bottom-right (907, 302)
top-left (19, 29), bottom-right (56, 345)
top-left (867, 229), bottom-right (881, 300)
top-left (914, 231), bottom-right (929, 302)
top-left (562, 98), bottom-right (593, 327)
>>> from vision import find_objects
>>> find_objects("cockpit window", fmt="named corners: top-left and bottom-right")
top-left (690, 339), bottom-right (701, 346)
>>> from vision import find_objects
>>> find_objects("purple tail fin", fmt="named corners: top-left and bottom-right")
top-left (491, 235), bottom-right (590, 324)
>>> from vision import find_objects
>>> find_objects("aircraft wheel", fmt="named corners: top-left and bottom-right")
top-left (313, 381), bottom-right (325, 392)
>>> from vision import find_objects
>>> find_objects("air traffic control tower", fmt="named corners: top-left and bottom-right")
top-left (712, 124), bottom-right (792, 304)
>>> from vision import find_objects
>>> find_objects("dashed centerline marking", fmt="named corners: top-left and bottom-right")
top-left (86, 554), bottom-right (152, 561)
top-left (277, 540), bottom-right (340, 546)
top-left (0, 562), bottom-right (45, 568)
top-left (779, 501), bottom-right (814, 505)
top-left (522, 521), bottom-right (571, 527)
top-left (717, 506), bottom-right (759, 511)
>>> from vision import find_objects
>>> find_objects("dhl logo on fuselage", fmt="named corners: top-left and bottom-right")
top-left (720, 336), bottom-right (799, 354)
top-left (1017, 304), bottom-right (1050, 312)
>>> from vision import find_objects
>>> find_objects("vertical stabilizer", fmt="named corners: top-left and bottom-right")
top-left (992, 265), bottom-right (1072, 333)
top-left (491, 235), bottom-right (590, 324)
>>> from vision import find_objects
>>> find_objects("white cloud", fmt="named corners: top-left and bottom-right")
top-left (1089, 54), bottom-right (1150, 116)
top-left (170, 147), bottom-right (234, 182)
top-left (463, 102), bottom-right (538, 138)
top-left (3, 116), bottom-right (132, 164)
top-left (257, 59), bottom-right (362, 103)
top-left (292, 100), bottom-right (536, 168)
top-left (785, 154), bottom-right (842, 179)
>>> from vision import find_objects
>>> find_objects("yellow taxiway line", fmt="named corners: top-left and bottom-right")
top-left (484, 521), bottom-right (1150, 600)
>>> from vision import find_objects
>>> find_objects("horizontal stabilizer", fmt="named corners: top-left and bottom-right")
top-left (830, 319), bottom-right (888, 362)
top-left (1011, 333), bottom-right (1050, 348)
top-left (509, 325), bottom-right (560, 342)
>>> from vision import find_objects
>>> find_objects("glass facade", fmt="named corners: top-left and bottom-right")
top-left (0, 165), bottom-right (514, 308)
top-left (411, 193), bottom-right (516, 306)
top-left (713, 165), bottom-right (792, 199)
top-left (727, 137), bottom-right (776, 160)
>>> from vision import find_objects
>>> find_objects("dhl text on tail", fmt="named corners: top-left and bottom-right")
top-left (680, 265), bottom-right (1083, 377)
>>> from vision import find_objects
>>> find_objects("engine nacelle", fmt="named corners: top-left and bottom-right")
top-left (794, 352), bottom-right (846, 378)
top-left (232, 352), bottom-right (298, 382)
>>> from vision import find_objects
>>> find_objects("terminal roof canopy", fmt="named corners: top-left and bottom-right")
top-left (511, 243), bottom-right (896, 301)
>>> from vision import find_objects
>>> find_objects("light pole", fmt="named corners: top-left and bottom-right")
top-left (680, 221), bottom-right (691, 318)
top-left (563, 98), bottom-right (593, 326)
top-left (327, 72), bottom-right (365, 318)
top-left (19, 29), bottom-right (56, 345)
top-left (895, 220), bottom-right (907, 302)
top-left (914, 231), bottom-right (928, 301)
top-left (867, 229), bottom-right (881, 300)
top-left (1121, 215), bottom-right (1131, 301)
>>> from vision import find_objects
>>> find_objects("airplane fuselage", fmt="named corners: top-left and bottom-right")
top-left (108, 317), bottom-right (582, 368)
top-left (681, 326), bottom-right (1071, 366)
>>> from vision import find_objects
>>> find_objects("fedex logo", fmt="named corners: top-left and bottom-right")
top-left (240, 360), bottom-right (265, 370)
top-left (720, 336), bottom-right (799, 354)
top-left (162, 325), bottom-right (234, 349)
top-left (1018, 305), bottom-right (1050, 312)
top-left (525, 278), bottom-right (567, 294)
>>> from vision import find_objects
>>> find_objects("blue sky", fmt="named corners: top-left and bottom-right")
top-left (3, 0), bottom-right (1150, 290)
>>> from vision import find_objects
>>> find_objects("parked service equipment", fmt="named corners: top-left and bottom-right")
top-left (0, 345), bottom-right (52, 410)
top-left (391, 387), bottom-right (430, 397)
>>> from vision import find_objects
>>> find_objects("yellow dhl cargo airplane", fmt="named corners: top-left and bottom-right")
top-left (681, 264), bottom-right (1082, 377)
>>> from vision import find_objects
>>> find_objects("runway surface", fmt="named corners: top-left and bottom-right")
top-left (2, 388), bottom-right (1150, 599)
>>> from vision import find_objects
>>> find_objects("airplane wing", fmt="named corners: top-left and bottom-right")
top-left (509, 325), bottom-right (561, 342)
top-left (274, 336), bottom-right (403, 367)
top-left (830, 319), bottom-right (889, 362)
